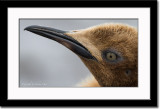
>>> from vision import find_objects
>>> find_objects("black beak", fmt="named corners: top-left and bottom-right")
top-left (25, 25), bottom-right (96, 60)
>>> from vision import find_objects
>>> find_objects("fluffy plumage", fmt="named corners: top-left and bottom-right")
top-left (66, 23), bottom-right (138, 87)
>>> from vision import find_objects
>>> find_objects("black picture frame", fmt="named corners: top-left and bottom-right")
top-left (1, 0), bottom-right (157, 107)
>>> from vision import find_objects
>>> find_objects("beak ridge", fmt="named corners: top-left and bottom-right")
top-left (25, 25), bottom-right (96, 60)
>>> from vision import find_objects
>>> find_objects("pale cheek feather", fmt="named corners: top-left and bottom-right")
top-left (76, 75), bottom-right (100, 87)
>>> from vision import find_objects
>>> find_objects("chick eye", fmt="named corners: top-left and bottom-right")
top-left (106, 52), bottom-right (117, 61)
top-left (102, 49), bottom-right (122, 63)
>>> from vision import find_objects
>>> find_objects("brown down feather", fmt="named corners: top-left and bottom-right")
top-left (66, 23), bottom-right (138, 87)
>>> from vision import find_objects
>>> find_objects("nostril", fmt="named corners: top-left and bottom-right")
top-left (126, 70), bottom-right (131, 75)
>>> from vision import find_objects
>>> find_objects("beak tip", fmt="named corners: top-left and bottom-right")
top-left (24, 27), bottom-right (28, 31)
top-left (24, 25), bottom-right (39, 31)
top-left (24, 26), bottom-right (32, 31)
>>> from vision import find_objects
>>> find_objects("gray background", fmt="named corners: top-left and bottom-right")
top-left (20, 19), bottom-right (138, 87)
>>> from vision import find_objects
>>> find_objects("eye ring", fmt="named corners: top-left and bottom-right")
top-left (102, 49), bottom-right (123, 63)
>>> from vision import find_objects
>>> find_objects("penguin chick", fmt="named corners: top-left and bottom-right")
top-left (25, 23), bottom-right (138, 87)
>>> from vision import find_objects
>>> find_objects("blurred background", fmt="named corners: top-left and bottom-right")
top-left (20, 19), bottom-right (138, 87)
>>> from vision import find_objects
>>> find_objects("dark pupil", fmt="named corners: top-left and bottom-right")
top-left (110, 55), bottom-right (112, 58)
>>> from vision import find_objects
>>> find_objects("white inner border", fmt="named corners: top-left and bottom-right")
top-left (8, 8), bottom-right (150, 100)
